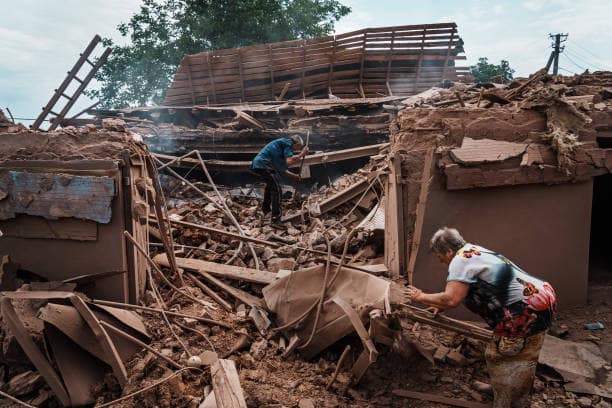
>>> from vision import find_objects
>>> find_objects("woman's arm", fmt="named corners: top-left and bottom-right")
top-left (406, 281), bottom-right (470, 310)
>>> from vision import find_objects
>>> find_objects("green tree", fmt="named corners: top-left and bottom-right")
top-left (87, 0), bottom-right (351, 108)
top-left (470, 57), bottom-right (515, 83)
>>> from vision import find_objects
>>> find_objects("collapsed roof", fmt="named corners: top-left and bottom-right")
top-left (164, 23), bottom-right (469, 105)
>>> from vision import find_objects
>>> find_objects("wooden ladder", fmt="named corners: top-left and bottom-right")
top-left (31, 35), bottom-right (111, 131)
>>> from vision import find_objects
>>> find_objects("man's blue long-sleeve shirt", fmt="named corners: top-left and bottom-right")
top-left (251, 138), bottom-right (294, 173)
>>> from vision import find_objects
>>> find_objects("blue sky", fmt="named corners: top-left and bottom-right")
top-left (1, 0), bottom-right (610, 125)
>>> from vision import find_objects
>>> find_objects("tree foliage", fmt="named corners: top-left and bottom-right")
top-left (87, 0), bottom-right (351, 108)
top-left (470, 57), bottom-right (515, 83)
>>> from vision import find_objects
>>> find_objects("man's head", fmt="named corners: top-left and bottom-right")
top-left (430, 227), bottom-right (466, 265)
top-left (289, 134), bottom-right (304, 152)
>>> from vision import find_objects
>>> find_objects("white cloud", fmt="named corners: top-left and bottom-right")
top-left (522, 1), bottom-right (546, 11)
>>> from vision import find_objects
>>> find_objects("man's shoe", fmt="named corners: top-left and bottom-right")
top-left (270, 219), bottom-right (286, 230)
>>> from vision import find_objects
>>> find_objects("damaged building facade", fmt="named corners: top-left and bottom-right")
top-left (0, 120), bottom-right (159, 303)
top-left (385, 71), bottom-right (612, 309)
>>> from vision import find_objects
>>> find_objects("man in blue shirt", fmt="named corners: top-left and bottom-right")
top-left (251, 135), bottom-right (308, 227)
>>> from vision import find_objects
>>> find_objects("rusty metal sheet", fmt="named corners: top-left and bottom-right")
top-left (0, 297), bottom-right (71, 406)
top-left (263, 265), bottom-right (390, 358)
top-left (39, 303), bottom-right (141, 364)
top-left (89, 302), bottom-right (149, 339)
top-left (69, 296), bottom-right (129, 386)
top-left (0, 170), bottom-right (115, 223)
top-left (45, 323), bottom-right (106, 406)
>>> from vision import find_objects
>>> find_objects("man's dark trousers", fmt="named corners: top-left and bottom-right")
top-left (252, 168), bottom-right (282, 221)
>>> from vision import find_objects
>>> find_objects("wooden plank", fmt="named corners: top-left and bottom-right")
top-left (187, 273), bottom-right (233, 312)
top-left (197, 271), bottom-right (267, 309)
top-left (385, 151), bottom-right (405, 279)
top-left (184, 56), bottom-right (196, 105)
top-left (406, 149), bottom-right (434, 285)
top-left (237, 49), bottom-right (245, 101)
top-left (206, 53), bottom-right (217, 104)
top-left (268, 44), bottom-right (275, 99)
top-left (0, 171), bottom-right (115, 223)
top-left (153, 254), bottom-right (277, 285)
top-left (392, 389), bottom-right (491, 408)
top-left (211, 359), bottom-right (247, 408)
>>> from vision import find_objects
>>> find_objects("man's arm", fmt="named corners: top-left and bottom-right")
top-left (405, 281), bottom-right (470, 310)
top-left (286, 146), bottom-right (309, 166)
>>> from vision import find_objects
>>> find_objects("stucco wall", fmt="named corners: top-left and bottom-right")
top-left (412, 174), bottom-right (593, 317)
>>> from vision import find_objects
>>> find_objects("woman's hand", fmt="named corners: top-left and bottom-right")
top-left (404, 285), bottom-right (423, 302)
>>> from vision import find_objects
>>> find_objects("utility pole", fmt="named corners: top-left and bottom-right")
top-left (545, 33), bottom-right (568, 74)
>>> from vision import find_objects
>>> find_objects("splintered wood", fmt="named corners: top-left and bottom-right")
top-left (211, 359), bottom-right (247, 408)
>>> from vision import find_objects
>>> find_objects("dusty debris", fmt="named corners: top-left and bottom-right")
top-left (1, 70), bottom-right (612, 408)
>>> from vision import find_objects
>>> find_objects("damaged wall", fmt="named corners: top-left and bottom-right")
top-left (0, 122), bottom-right (152, 303)
top-left (386, 71), bottom-right (612, 309)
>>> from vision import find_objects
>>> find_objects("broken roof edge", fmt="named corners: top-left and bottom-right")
top-left (182, 22), bottom-right (460, 58)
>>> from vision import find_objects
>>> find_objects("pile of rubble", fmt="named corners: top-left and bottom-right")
top-left (88, 97), bottom-right (400, 159)
top-left (1, 71), bottom-right (612, 408)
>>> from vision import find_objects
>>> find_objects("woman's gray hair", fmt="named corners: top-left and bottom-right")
top-left (430, 227), bottom-right (466, 254)
top-left (290, 134), bottom-right (304, 147)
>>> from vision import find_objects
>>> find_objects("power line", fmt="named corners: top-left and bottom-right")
top-left (567, 38), bottom-right (607, 64)
top-left (563, 53), bottom-right (588, 72)
top-left (558, 66), bottom-right (577, 75)
top-left (564, 48), bottom-right (610, 71)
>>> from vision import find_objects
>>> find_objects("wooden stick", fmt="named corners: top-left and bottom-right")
top-left (406, 148), bottom-right (434, 285)
top-left (399, 304), bottom-right (492, 341)
top-left (100, 321), bottom-right (182, 369)
top-left (326, 345), bottom-right (351, 390)
top-left (392, 389), bottom-right (492, 408)
top-left (124, 231), bottom-right (207, 306)
top-left (187, 273), bottom-right (233, 312)
top-left (91, 299), bottom-right (232, 329)
top-left (0, 390), bottom-right (36, 408)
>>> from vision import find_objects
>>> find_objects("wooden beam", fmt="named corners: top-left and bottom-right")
top-left (384, 151), bottom-right (405, 279)
top-left (442, 29), bottom-right (455, 81)
top-left (206, 53), bottom-right (217, 104)
top-left (406, 148), bottom-right (434, 285)
top-left (358, 32), bottom-right (367, 97)
top-left (187, 273), bottom-right (234, 312)
top-left (153, 254), bottom-right (277, 285)
top-left (268, 45), bottom-right (275, 100)
top-left (385, 29), bottom-right (396, 95)
top-left (392, 389), bottom-right (491, 408)
top-left (196, 271), bottom-right (267, 309)
top-left (237, 49), bottom-right (245, 102)
top-left (414, 28), bottom-right (427, 93)
top-left (327, 37), bottom-right (336, 94)
top-left (91, 299), bottom-right (233, 328)
top-left (185, 56), bottom-right (196, 106)
top-left (211, 359), bottom-right (247, 408)
top-left (152, 143), bottom-right (388, 171)
top-left (282, 176), bottom-right (372, 222)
